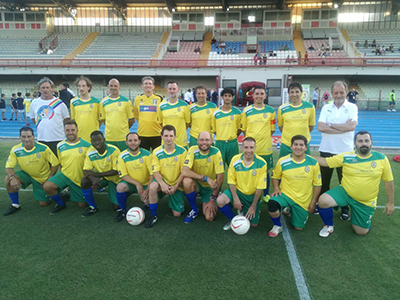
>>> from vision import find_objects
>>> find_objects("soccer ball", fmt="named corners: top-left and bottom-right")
top-left (231, 215), bottom-right (250, 235)
top-left (126, 207), bottom-right (145, 226)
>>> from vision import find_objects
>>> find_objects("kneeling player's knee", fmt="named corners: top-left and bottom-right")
top-left (182, 177), bottom-right (194, 190)
top-left (268, 200), bottom-right (281, 213)
top-left (251, 223), bottom-right (258, 227)
top-left (43, 181), bottom-right (55, 194)
top-left (149, 181), bottom-right (159, 191)
top-left (116, 183), bottom-right (128, 193)
top-left (172, 210), bottom-right (181, 217)
top-left (78, 202), bottom-right (88, 208)
top-left (318, 194), bottom-right (332, 208)
top-left (81, 177), bottom-right (92, 189)
top-left (353, 225), bottom-right (369, 236)
top-left (294, 227), bottom-right (303, 231)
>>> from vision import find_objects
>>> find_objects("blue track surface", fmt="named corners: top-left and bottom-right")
top-left (1, 108), bottom-right (399, 148)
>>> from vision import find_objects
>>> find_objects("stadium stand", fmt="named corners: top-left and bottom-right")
top-left (258, 40), bottom-right (295, 52)
top-left (303, 40), bottom-right (347, 59)
top-left (211, 41), bottom-right (246, 53)
top-left (164, 42), bottom-right (203, 61)
top-left (76, 32), bottom-right (163, 60)
top-left (347, 29), bottom-right (400, 57)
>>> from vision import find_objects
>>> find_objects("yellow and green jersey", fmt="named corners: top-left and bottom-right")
top-left (211, 107), bottom-right (241, 141)
top-left (158, 99), bottom-right (190, 147)
top-left (70, 97), bottom-right (101, 141)
top-left (228, 153), bottom-right (267, 195)
top-left (99, 95), bottom-right (134, 142)
top-left (272, 154), bottom-right (321, 210)
top-left (278, 101), bottom-right (315, 146)
top-left (189, 102), bottom-right (217, 139)
top-left (133, 93), bottom-right (163, 137)
top-left (118, 148), bottom-right (153, 186)
top-left (184, 145), bottom-right (224, 188)
top-left (57, 138), bottom-right (91, 186)
top-left (152, 144), bottom-right (187, 186)
top-left (240, 104), bottom-right (276, 155)
top-left (6, 142), bottom-right (59, 183)
top-left (83, 144), bottom-right (121, 184)
top-left (326, 150), bottom-right (393, 207)
top-left (23, 98), bottom-right (32, 113)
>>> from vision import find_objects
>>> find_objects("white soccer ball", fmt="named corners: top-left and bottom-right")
top-left (126, 207), bottom-right (145, 226)
top-left (231, 215), bottom-right (251, 235)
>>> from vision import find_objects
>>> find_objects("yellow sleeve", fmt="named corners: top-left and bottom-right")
top-left (112, 149), bottom-right (120, 171)
top-left (45, 147), bottom-right (59, 167)
top-left (271, 111), bottom-right (277, 131)
top-left (313, 163), bottom-right (322, 186)
top-left (133, 97), bottom-right (139, 121)
top-left (271, 160), bottom-right (282, 180)
top-left (157, 107), bottom-right (163, 125)
top-left (326, 153), bottom-right (344, 168)
top-left (256, 164), bottom-right (267, 190)
top-left (180, 149), bottom-right (188, 170)
top-left (183, 147), bottom-right (195, 169)
top-left (277, 107), bottom-right (283, 127)
top-left (117, 155), bottom-right (128, 178)
top-left (99, 102), bottom-right (105, 121)
top-left (227, 162), bottom-right (236, 185)
top-left (235, 113), bottom-right (241, 130)
top-left (83, 155), bottom-right (93, 171)
top-left (152, 152), bottom-right (161, 173)
top-left (382, 156), bottom-right (394, 182)
top-left (309, 106), bottom-right (316, 126)
top-left (214, 150), bottom-right (224, 174)
top-left (185, 105), bottom-right (190, 124)
top-left (240, 111), bottom-right (247, 132)
top-left (5, 149), bottom-right (17, 169)
top-left (127, 100), bottom-right (134, 120)
top-left (146, 155), bottom-right (153, 176)
top-left (57, 147), bottom-right (62, 165)
top-left (211, 114), bottom-right (216, 133)
top-left (70, 103), bottom-right (75, 120)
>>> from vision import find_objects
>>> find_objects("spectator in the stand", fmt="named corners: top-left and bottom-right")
top-left (211, 37), bottom-right (216, 45)
top-left (280, 45), bottom-right (284, 50)
top-left (355, 41), bottom-right (360, 48)
top-left (227, 48), bottom-right (232, 54)
top-left (312, 87), bottom-right (320, 108)
top-left (325, 45), bottom-right (330, 52)
top-left (308, 45), bottom-right (315, 51)
top-left (371, 39), bottom-right (376, 48)
top-left (389, 44), bottom-right (394, 53)
top-left (304, 51), bottom-right (309, 65)
top-left (220, 41), bottom-right (226, 49)
top-left (284, 44), bottom-right (289, 51)
top-left (380, 45), bottom-right (386, 55)
top-left (363, 53), bottom-right (367, 65)
top-left (322, 90), bottom-right (330, 105)
top-left (321, 44), bottom-right (325, 51)
top-left (254, 54), bottom-right (258, 65)
top-left (269, 49), bottom-right (274, 57)
top-left (364, 40), bottom-right (368, 48)
top-left (232, 48), bottom-right (237, 54)
top-left (375, 45), bottom-right (381, 55)
top-left (285, 55), bottom-right (291, 64)
top-left (59, 83), bottom-right (75, 110)
top-left (263, 53), bottom-right (268, 65)
top-left (298, 51), bottom-right (302, 62)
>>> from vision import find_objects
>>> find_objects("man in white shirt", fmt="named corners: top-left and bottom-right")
top-left (30, 77), bottom-right (70, 156)
top-left (184, 89), bottom-right (192, 104)
top-left (317, 81), bottom-right (358, 221)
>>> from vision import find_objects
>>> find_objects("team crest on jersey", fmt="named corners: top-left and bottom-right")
top-left (184, 159), bottom-right (189, 164)
top-left (252, 170), bottom-right (257, 176)
top-left (177, 107), bottom-right (181, 112)
top-left (152, 166), bottom-right (155, 171)
top-left (318, 174), bottom-right (321, 179)
top-left (78, 147), bottom-right (83, 154)
top-left (230, 115), bottom-right (234, 120)
top-left (107, 157), bottom-right (111, 162)
top-left (206, 109), bottom-right (210, 114)
top-left (90, 104), bottom-right (94, 109)
top-left (207, 157), bottom-right (211, 163)
top-left (304, 166), bottom-right (310, 173)
top-left (153, 99), bottom-right (158, 105)
top-left (220, 161), bottom-right (223, 166)
top-left (371, 161), bottom-right (376, 168)
top-left (263, 113), bottom-right (267, 119)
top-left (302, 109), bottom-right (306, 114)
top-left (118, 102), bottom-right (122, 107)
top-left (353, 158), bottom-right (357, 163)
top-left (140, 158), bottom-right (144, 164)
top-left (36, 153), bottom-right (41, 158)
top-left (174, 156), bottom-right (178, 162)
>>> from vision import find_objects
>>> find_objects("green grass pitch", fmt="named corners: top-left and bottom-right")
top-left (0, 141), bottom-right (399, 300)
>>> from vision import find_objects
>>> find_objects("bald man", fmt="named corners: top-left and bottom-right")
top-left (99, 79), bottom-right (135, 151)
top-left (182, 131), bottom-right (225, 223)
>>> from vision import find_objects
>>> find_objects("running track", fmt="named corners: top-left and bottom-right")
top-left (1, 108), bottom-right (399, 148)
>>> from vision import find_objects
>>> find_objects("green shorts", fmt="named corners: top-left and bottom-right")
top-left (106, 141), bottom-right (127, 152)
top-left (259, 154), bottom-right (273, 170)
top-left (326, 186), bottom-right (375, 229)
top-left (48, 172), bottom-right (85, 202)
top-left (279, 142), bottom-right (311, 158)
top-left (16, 170), bottom-right (49, 202)
top-left (196, 181), bottom-right (213, 203)
top-left (153, 179), bottom-right (185, 213)
top-left (118, 180), bottom-right (148, 199)
top-left (99, 178), bottom-right (118, 205)
top-left (215, 139), bottom-right (239, 166)
top-left (270, 192), bottom-right (309, 229)
top-left (223, 188), bottom-right (261, 225)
